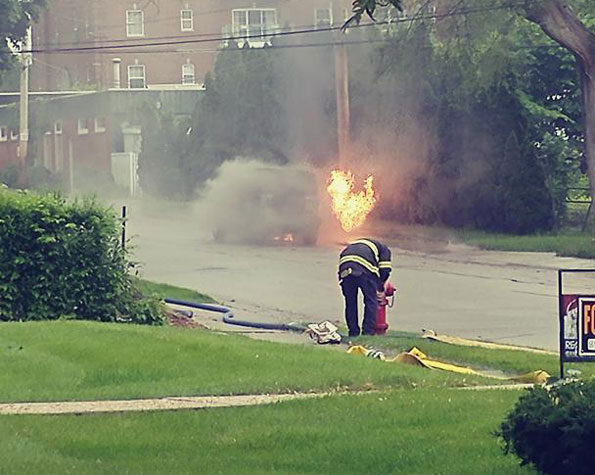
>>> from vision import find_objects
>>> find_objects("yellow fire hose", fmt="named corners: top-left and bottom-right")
top-left (421, 329), bottom-right (556, 355)
top-left (347, 345), bottom-right (550, 384)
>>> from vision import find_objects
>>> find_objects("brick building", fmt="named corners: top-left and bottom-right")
top-left (32, 0), bottom-right (353, 91)
top-left (2, 0), bottom-right (359, 190)
top-left (0, 88), bottom-right (200, 194)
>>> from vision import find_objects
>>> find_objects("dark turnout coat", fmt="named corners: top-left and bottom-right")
top-left (338, 238), bottom-right (392, 289)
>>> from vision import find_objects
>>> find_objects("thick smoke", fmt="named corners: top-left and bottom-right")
top-left (194, 159), bottom-right (321, 245)
top-left (192, 36), bottom-right (440, 245)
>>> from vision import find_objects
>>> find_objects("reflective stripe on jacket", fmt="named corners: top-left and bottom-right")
top-left (338, 238), bottom-right (392, 284)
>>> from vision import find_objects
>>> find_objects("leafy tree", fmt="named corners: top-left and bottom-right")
top-left (186, 43), bottom-right (289, 191)
top-left (0, 0), bottom-right (45, 77)
top-left (348, 0), bottom-right (595, 226)
top-left (136, 102), bottom-right (194, 199)
top-left (348, 14), bottom-right (557, 232)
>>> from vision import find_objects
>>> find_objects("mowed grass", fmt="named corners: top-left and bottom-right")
top-left (135, 278), bottom-right (215, 303)
top-left (0, 321), bottom-right (486, 404)
top-left (457, 230), bottom-right (595, 259)
top-left (355, 330), bottom-right (595, 379)
top-left (0, 389), bottom-right (531, 474)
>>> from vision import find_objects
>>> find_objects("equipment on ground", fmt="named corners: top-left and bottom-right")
top-left (305, 321), bottom-right (342, 344)
top-left (347, 344), bottom-right (551, 383)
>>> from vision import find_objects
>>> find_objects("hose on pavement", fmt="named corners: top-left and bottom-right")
top-left (164, 298), bottom-right (307, 333)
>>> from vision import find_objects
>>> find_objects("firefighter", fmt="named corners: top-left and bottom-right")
top-left (338, 238), bottom-right (392, 337)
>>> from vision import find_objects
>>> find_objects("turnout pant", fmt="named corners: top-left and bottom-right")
top-left (340, 274), bottom-right (378, 336)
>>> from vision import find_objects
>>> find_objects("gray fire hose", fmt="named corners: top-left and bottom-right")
top-left (164, 298), bottom-right (307, 332)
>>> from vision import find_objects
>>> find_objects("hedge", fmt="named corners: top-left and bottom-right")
top-left (0, 188), bottom-right (163, 324)
top-left (497, 379), bottom-right (595, 474)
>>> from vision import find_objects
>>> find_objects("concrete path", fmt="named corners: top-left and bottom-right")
top-left (0, 393), bottom-right (327, 416)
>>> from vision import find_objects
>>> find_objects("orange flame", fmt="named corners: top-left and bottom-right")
top-left (274, 233), bottom-right (294, 243)
top-left (327, 170), bottom-right (377, 232)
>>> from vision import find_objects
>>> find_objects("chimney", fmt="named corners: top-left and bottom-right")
top-left (112, 58), bottom-right (122, 89)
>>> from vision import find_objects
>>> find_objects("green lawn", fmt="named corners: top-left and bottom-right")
top-left (0, 389), bottom-right (531, 474)
top-left (457, 230), bottom-right (595, 259)
top-left (0, 321), bottom-right (485, 404)
top-left (0, 318), bottom-right (559, 473)
top-left (136, 278), bottom-right (215, 303)
top-left (354, 330), bottom-right (595, 379)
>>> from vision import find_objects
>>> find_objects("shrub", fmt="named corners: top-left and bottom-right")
top-left (0, 164), bottom-right (19, 188)
top-left (497, 380), bottom-right (595, 474)
top-left (0, 188), bottom-right (165, 324)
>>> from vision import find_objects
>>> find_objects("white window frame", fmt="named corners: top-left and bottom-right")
top-left (231, 8), bottom-right (277, 41)
top-left (0, 126), bottom-right (7, 142)
top-left (181, 9), bottom-right (194, 31)
top-left (314, 7), bottom-right (333, 29)
top-left (182, 63), bottom-right (195, 85)
top-left (54, 121), bottom-right (63, 135)
top-left (128, 64), bottom-right (146, 89)
top-left (77, 119), bottom-right (89, 135)
top-left (94, 117), bottom-right (106, 133)
top-left (10, 129), bottom-right (18, 141)
top-left (126, 10), bottom-right (144, 37)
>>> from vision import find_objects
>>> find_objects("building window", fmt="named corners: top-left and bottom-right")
top-left (182, 63), bottom-right (195, 85)
top-left (95, 117), bottom-right (106, 133)
top-left (54, 121), bottom-right (63, 135)
top-left (232, 8), bottom-right (277, 41)
top-left (315, 8), bottom-right (333, 29)
top-left (181, 9), bottom-right (193, 31)
top-left (126, 10), bottom-right (144, 37)
top-left (77, 119), bottom-right (89, 135)
top-left (0, 126), bottom-right (7, 142)
top-left (10, 129), bottom-right (19, 141)
top-left (128, 64), bottom-right (146, 88)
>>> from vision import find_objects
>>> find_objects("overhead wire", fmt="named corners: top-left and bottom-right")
top-left (40, 0), bottom-right (340, 47)
top-left (41, 6), bottom-right (253, 47)
top-left (26, 3), bottom-right (528, 54)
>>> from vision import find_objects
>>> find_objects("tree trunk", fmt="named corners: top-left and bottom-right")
top-left (520, 0), bottom-right (595, 228)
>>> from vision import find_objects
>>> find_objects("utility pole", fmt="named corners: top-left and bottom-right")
top-left (334, 40), bottom-right (350, 164)
top-left (18, 25), bottom-right (32, 167)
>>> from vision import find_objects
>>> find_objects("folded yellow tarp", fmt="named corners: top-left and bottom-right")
top-left (347, 345), bottom-right (550, 384)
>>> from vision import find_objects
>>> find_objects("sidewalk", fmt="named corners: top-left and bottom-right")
top-left (0, 392), bottom-right (328, 416)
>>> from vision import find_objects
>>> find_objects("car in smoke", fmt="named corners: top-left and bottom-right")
top-left (203, 161), bottom-right (320, 245)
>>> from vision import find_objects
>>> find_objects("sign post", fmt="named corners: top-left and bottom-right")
top-left (558, 269), bottom-right (595, 379)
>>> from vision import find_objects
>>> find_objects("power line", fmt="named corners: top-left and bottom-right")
top-left (42, 6), bottom-right (251, 47)
top-left (39, 20), bottom-right (334, 49)
top-left (55, 38), bottom-right (393, 55)
top-left (66, 37), bottom-right (563, 56)
top-left (27, 4), bottom-right (525, 54)
top-left (41, 0), bottom-right (325, 45)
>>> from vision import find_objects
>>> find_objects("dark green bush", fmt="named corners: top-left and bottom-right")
top-left (0, 188), bottom-right (165, 324)
top-left (497, 380), bottom-right (595, 474)
top-left (0, 164), bottom-right (19, 188)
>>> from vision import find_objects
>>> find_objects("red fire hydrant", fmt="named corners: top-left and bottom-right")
top-left (375, 281), bottom-right (396, 335)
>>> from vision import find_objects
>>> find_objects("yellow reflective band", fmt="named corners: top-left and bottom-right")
top-left (350, 239), bottom-right (379, 263)
top-left (339, 255), bottom-right (379, 276)
top-left (379, 261), bottom-right (392, 269)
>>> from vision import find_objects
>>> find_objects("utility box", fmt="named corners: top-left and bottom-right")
top-left (111, 152), bottom-right (139, 197)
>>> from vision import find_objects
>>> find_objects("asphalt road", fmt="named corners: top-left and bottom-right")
top-left (128, 203), bottom-right (595, 351)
